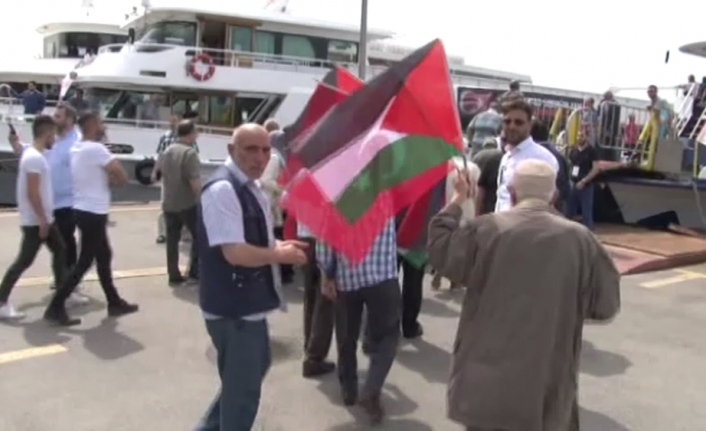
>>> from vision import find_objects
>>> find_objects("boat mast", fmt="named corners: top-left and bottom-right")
top-left (358, 0), bottom-right (368, 79)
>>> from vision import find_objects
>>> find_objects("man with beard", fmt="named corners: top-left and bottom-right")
top-left (0, 116), bottom-right (66, 319)
top-left (428, 159), bottom-right (620, 431)
top-left (495, 100), bottom-right (559, 212)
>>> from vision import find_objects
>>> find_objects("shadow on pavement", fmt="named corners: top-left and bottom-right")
top-left (326, 418), bottom-right (433, 431)
top-left (581, 407), bottom-right (633, 430)
top-left (64, 317), bottom-right (145, 361)
top-left (419, 298), bottom-right (459, 318)
top-left (316, 378), bottom-right (418, 418)
top-left (431, 288), bottom-right (464, 305)
top-left (580, 340), bottom-right (632, 377)
top-left (395, 338), bottom-right (451, 384)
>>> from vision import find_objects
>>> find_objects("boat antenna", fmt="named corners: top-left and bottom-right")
top-left (81, 0), bottom-right (94, 16)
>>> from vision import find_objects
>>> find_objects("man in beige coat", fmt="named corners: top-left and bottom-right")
top-left (428, 159), bottom-right (621, 431)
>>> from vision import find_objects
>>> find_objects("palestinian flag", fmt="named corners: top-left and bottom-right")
top-left (396, 171), bottom-right (448, 268)
top-left (281, 39), bottom-right (464, 263)
top-left (280, 67), bottom-right (363, 240)
top-left (279, 67), bottom-right (363, 182)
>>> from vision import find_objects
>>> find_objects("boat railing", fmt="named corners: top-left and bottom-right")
top-left (555, 103), bottom-right (667, 170)
top-left (95, 43), bottom-right (512, 88)
top-left (673, 83), bottom-right (700, 136)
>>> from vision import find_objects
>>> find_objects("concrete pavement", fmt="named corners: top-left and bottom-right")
top-left (0, 206), bottom-right (705, 430)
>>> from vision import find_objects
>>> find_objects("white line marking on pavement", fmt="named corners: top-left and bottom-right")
top-left (17, 266), bottom-right (184, 288)
top-left (640, 272), bottom-right (706, 289)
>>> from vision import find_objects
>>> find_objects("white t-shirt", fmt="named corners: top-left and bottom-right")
top-left (17, 146), bottom-right (54, 226)
top-left (71, 140), bottom-right (115, 214)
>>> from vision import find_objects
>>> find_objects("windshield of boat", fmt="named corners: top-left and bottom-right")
top-left (82, 88), bottom-right (167, 120)
top-left (135, 21), bottom-right (197, 46)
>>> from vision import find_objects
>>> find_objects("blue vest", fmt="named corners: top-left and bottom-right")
top-left (197, 166), bottom-right (280, 319)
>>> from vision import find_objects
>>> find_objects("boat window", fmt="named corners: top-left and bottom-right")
top-left (328, 40), bottom-right (357, 63)
top-left (230, 26), bottom-right (253, 52)
top-left (56, 32), bottom-right (127, 58)
top-left (84, 88), bottom-right (171, 122)
top-left (136, 21), bottom-right (197, 46)
top-left (205, 95), bottom-right (234, 125)
top-left (254, 31), bottom-right (276, 55)
top-left (282, 34), bottom-right (315, 58)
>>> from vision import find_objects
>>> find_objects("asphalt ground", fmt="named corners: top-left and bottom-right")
top-left (0, 206), bottom-right (704, 431)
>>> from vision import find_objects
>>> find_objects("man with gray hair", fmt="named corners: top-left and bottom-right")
top-left (428, 159), bottom-right (621, 431)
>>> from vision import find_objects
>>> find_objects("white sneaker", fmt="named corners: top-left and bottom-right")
top-left (66, 292), bottom-right (90, 307)
top-left (0, 303), bottom-right (25, 320)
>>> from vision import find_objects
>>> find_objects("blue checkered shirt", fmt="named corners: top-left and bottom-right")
top-left (156, 130), bottom-right (200, 154)
top-left (315, 218), bottom-right (398, 292)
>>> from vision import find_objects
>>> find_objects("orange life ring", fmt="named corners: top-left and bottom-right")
top-left (189, 53), bottom-right (216, 81)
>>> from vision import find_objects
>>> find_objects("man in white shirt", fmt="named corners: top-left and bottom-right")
top-left (195, 124), bottom-right (307, 430)
top-left (0, 116), bottom-right (66, 320)
top-left (44, 113), bottom-right (138, 326)
top-left (495, 100), bottom-right (559, 212)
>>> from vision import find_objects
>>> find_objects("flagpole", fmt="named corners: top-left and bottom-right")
top-left (357, 0), bottom-right (368, 80)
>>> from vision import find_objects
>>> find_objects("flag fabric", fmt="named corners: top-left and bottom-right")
top-left (279, 66), bottom-right (362, 184)
top-left (280, 67), bottom-right (363, 240)
top-left (281, 39), bottom-right (464, 263)
top-left (396, 169), bottom-right (448, 268)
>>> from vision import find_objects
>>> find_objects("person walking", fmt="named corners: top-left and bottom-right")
top-left (154, 114), bottom-right (180, 244)
top-left (319, 219), bottom-right (401, 425)
top-left (428, 159), bottom-right (620, 431)
top-left (156, 119), bottom-right (201, 285)
top-left (298, 223), bottom-right (336, 378)
top-left (44, 113), bottom-right (138, 326)
top-left (0, 116), bottom-right (66, 320)
top-left (195, 124), bottom-right (308, 431)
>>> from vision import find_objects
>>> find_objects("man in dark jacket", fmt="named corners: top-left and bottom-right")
top-left (530, 120), bottom-right (570, 213)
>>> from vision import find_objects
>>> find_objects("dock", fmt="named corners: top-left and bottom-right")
top-left (597, 224), bottom-right (706, 275)
top-left (0, 205), bottom-right (706, 430)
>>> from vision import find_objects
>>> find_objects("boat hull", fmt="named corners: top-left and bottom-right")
top-left (0, 149), bottom-right (220, 207)
top-left (605, 179), bottom-right (706, 230)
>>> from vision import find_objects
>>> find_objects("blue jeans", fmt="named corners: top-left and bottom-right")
top-left (566, 183), bottom-right (595, 230)
top-left (195, 318), bottom-right (271, 431)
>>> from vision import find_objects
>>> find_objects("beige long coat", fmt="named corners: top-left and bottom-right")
top-left (427, 200), bottom-right (621, 431)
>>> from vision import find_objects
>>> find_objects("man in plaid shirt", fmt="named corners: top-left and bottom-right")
top-left (317, 218), bottom-right (400, 425)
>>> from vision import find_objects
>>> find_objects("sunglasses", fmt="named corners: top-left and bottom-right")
top-left (503, 118), bottom-right (526, 126)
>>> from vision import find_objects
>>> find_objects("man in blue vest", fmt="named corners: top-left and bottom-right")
top-left (195, 123), bottom-right (308, 431)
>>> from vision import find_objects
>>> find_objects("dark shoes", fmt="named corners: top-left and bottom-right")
top-left (403, 323), bottom-right (424, 340)
top-left (155, 235), bottom-right (166, 244)
top-left (359, 394), bottom-right (384, 425)
top-left (302, 359), bottom-right (335, 378)
top-left (107, 299), bottom-right (139, 317)
top-left (340, 384), bottom-right (358, 406)
top-left (44, 298), bottom-right (138, 327)
top-left (43, 307), bottom-right (81, 327)
top-left (168, 275), bottom-right (198, 287)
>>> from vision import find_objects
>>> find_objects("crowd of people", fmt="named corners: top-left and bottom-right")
top-left (0, 95), bottom-right (623, 431)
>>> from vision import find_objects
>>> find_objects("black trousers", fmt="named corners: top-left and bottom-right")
top-left (49, 210), bottom-right (121, 308)
top-left (164, 205), bottom-right (198, 281)
top-left (53, 207), bottom-right (77, 270)
top-left (301, 237), bottom-right (334, 362)
top-left (399, 257), bottom-right (425, 335)
top-left (0, 225), bottom-right (65, 303)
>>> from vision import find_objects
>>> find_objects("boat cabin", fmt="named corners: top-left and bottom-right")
top-left (126, 5), bottom-right (393, 67)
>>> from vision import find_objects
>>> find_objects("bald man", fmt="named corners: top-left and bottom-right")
top-left (195, 123), bottom-right (309, 431)
top-left (428, 159), bottom-right (621, 431)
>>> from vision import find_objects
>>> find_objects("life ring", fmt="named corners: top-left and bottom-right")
top-left (189, 53), bottom-right (216, 81)
top-left (134, 158), bottom-right (158, 186)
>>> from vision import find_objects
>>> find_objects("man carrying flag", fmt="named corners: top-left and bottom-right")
top-left (318, 219), bottom-right (399, 425)
top-left (280, 39), bottom-right (464, 424)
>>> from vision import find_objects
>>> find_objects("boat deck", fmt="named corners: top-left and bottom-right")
top-left (597, 224), bottom-right (706, 274)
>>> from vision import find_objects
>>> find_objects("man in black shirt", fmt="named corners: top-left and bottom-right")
top-left (530, 121), bottom-right (571, 213)
top-left (472, 138), bottom-right (503, 215)
top-left (566, 129), bottom-right (600, 230)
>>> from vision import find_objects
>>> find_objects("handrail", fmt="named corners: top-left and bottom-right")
top-left (674, 83), bottom-right (699, 135)
top-left (95, 43), bottom-right (523, 88)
